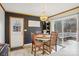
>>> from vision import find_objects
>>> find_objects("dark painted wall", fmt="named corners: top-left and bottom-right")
top-left (25, 27), bottom-right (42, 44)
top-left (5, 12), bottom-right (42, 44)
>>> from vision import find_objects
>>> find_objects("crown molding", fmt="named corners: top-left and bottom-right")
top-left (49, 6), bottom-right (79, 18)
top-left (0, 3), bottom-right (5, 12)
top-left (5, 11), bottom-right (40, 17)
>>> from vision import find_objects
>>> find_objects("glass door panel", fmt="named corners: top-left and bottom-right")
top-left (63, 18), bottom-right (77, 41)
top-left (54, 21), bottom-right (62, 45)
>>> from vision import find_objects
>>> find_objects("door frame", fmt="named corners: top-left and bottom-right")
top-left (9, 16), bottom-right (24, 49)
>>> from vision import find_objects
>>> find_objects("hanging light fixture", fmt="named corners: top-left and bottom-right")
top-left (40, 15), bottom-right (48, 21)
top-left (40, 4), bottom-right (48, 21)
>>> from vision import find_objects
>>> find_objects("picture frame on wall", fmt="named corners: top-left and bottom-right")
top-left (28, 20), bottom-right (40, 27)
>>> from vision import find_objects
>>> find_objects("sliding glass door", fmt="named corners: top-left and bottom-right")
top-left (63, 18), bottom-right (77, 41)
top-left (50, 14), bottom-right (78, 46)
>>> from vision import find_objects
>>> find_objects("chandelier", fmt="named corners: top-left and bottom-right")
top-left (40, 4), bottom-right (48, 21)
top-left (40, 15), bottom-right (48, 21)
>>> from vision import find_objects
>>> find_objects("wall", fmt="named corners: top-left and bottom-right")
top-left (0, 5), bottom-right (5, 44)
top-left (5, 12), bottom-right (42, 44)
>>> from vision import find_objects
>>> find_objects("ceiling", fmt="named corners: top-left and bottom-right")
top-left (2, 3), bottom-right (79, 17)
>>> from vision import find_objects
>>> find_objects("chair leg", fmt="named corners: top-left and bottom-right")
top-left (34, 47), bottom-right (36, 56)
top-left (31, 45), bottom-right (33, 54)
top-left (43, 44), bottom-right (44, 54)
top-left (49, 47), bottom-right (51, 54)
top-left (55, 45), bottom-right (57, 52)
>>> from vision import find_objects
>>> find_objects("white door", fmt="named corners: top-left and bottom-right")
top-left (10, 17), bottom-right (24, 48)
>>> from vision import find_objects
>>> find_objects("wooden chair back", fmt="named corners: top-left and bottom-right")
top-left (31, 33), bottom-right (44, 44)
top-left (50, 32), bottom-right (58, 46)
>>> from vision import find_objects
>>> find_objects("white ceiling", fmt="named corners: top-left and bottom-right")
top-left (2, 3), bottom-right (79, 17)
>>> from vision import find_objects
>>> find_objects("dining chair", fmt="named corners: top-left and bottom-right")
top-left (31, 33), bottom-right (44, 56)
top-left (43, 32), bottom-right (58, 54)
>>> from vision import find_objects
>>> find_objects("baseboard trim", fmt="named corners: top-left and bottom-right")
top-left (24, 43), bottom-right (32, 46)
top-left (10, 46), bottom-right (24, 51)
top-left (6, 43), bottom-right (32, 47)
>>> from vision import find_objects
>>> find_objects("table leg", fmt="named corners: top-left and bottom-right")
top-left (43, 43), bottom-right (44, 54)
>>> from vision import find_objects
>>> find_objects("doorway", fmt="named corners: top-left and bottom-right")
top-left (50, 14), bottom-right (78, 46)
top-left (9, 17), bottom-right (24, 48)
